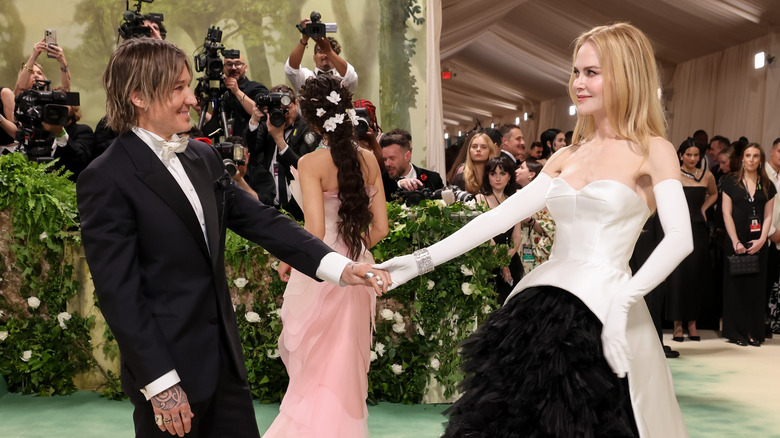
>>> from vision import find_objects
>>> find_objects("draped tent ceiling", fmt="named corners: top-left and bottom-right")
top-left (439, 0), bottom-right (780, 135)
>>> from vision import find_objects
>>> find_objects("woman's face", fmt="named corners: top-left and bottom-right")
top-left (571, 41), bottom-right (604, 117)
top-left (718, 154), bottom-right (731, 173)
top-left (742, 146), bottom-right (761, 173)
top-left (553, 132), bottom-right (566, 151)
top-left (514, 161), bottom-right (534, 187)
top-left (27, 65), bottom-right (46, 88)
top-left (680, 146), bottom-right (700, 169)
top-left (488, 166), bottom-right (511, 191)
top-left (469, 136), bottom-right (490, 163)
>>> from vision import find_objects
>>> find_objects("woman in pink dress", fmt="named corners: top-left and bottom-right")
top-left (264, 75), bottom-right (388, 438)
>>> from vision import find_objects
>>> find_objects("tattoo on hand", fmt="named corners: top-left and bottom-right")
top-left (151, 385), bottom-right (188, 411)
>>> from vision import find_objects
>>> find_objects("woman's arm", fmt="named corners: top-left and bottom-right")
top-left (701, 172), bottom-right (718, 218)
top-left (721, 193), bottom-right (743, 253)
top-left (364, 151), bottom-right (389, 249)
top-left (0, 88), bottom-right (17, 138)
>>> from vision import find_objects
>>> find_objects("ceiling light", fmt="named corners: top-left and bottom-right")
top-left (458, 130), bottom-right (462, 137)
top-left (444, 133), bottom-right (449, 139)
top-left (523, 112), bottom-right (528, 121)
top-left (515, 116), bottom-right (520, 124)
top-left (491, 122), bottom-right (495, 129)
top-left (569, 105), bottom-right (576, 116)
top-left (755, 52), bottom-right (765, 69)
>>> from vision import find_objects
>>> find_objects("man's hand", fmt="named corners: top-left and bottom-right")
top-left (399, 178), bottom-right (423, 191)
top-left (151, 384), bottom-right (195, 437)
top-left (341, 262), bottom-right (391, 296)
top-left (266, 111), bottom-right (286, 145)
top-left (277, 261), bottom-right (292, 282)
top-left (250, 106), bottom-right (264, 127)
top-left (225, 76), bottom-right (240, 94)
top-left (41, 122), bottom-right (65, 136)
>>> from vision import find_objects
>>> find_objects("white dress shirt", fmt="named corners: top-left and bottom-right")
top-left (284, 58), bottom-right (358, 92)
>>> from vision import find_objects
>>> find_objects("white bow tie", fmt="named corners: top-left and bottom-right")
top-left (160, 138), bottom-right (188, 162)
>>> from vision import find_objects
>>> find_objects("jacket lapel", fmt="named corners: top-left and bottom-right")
top-left (178, 145), bottom-right (220, 264)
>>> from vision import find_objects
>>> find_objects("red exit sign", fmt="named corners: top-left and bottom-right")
top-left (442, 71), bottom-right (452, 80)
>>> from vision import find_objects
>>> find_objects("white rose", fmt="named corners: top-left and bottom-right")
top-left (370, 351), bottom-right (378, 362)
top-left (375, 342), bottom-right (385, 357)
top-left (392, 322), bottom-right (406, 334)
top-left (234, 278), bottom-right (248, 289)
top-left (270, 309), bottom-right (282, 318)
top-left (393, 311), bottom-right (404, 324)
top-left (380, 309), bottom-right (394, 321)
top-left (460, 265), bottom-right (474, 276)
top-left (461, 283), bottom-right (473, 296)
top-left (416, 325), bottom-right (425, 336)
top-left (427, 280), bottom-right (435, 290)
top-left (21, 350), bottom-right (32, 362)
top-left (245, 311), bottom-right (261, 323)
top-left (57, 312), bottom-right (72, 330)
top-left (391, 364), bottom-right (404, 375)
top-left (483, 305), bottom-right (492, 314)
top-left (267, 349), bottom-right (280, 359)
top-left (39, 231), bottom-right (48, 240)
top-left (430, 358), bottom-right (440, 370)
top-left (0, 331), bottom-right (8, 341)
top-left (27, 297), bottom-right (41, 309)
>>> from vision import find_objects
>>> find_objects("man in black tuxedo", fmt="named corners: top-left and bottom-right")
top-left (77, 38), bottom-right (388, 438)
top-left (41, 100), bottom-right (94, 181)
top-left (245, 84), bottom-right (313, 220)
top-left (380, 129), bottom-right (443, 202)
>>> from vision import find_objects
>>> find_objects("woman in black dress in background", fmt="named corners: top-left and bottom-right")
top-left (667, 139), bottom-right (717, 341)
top-left (721, 143), bottom-right (776, 346)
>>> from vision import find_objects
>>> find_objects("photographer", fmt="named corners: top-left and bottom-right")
top-left (38, 87), bottom-right (94, 181)
top-left (285, 17), bottom-right (358, 93)
top-left (245, 84), bottom-right (311, 220)
top-left (14, 39), bottom-right (71, 96)
top-left (142, 14), bottom-right (166, 40)
top-left (220, 55), bottom-right (268, 138)
top-left (222, 135), bottom-right (259, 201)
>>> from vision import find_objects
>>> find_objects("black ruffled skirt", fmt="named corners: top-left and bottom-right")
top-left (443, 286), bottom-right (639, 438)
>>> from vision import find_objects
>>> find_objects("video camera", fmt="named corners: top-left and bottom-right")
top-left (193, 26), bottom-right (240, 100)
top-left (214, 141), bottom-right (245, 176)
top-left (14, 80), bottom-right (80, 162)
top-left (255, 92), bottom-right (292, 128)
top-left (354, 108), bottom-right (371, 137)
top-left (297, 11), bottom-right (337, 39)
top-left (118, 0), bottom-right (163, 40)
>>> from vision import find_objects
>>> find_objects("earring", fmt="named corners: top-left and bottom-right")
top-left (528, 175), bottom-right (532, 181)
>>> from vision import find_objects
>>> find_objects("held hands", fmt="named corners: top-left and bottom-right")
top-left (601, 294), bottom-right (633, 378)
top-left (373, 254), bottom-right (418, 291)
top-left (151, 384), bottom-right (195, 437)
top-left (341, 262), bottom-right (391, 296)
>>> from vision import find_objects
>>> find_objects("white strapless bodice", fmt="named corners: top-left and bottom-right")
top-left (508, 178), bottom-right (651, 322)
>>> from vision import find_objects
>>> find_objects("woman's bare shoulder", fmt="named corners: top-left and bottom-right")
top-left (644, 136), bottom-right (679, 183)
top-left (542, 145), bottom-right (577, 176)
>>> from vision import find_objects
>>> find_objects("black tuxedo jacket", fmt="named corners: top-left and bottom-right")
top-left (77, 132), bottom-right (332, 403)
top-left (383, 164), bottom-right (445, 201)
top-left (53, 122), bottom-right (95, 181)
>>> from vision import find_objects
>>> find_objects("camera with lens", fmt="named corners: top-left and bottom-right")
top-left (296, 11), bottom-right (337, 39)
top-left (354, 107), bottom-right (372, 137)
top-left (193, 26), bottom-right (240, 99)
top-left (118, 0), bottom-right (162, 40)
top-left (255, 92), bottom-right (292, 128)
top-left (214, 141), bottom-right (245, 177)
top-left (14, 80), bottom-right (80, 162)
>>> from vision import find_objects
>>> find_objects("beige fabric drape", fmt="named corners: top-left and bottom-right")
top-left (426, 0), bottom-right (446, 179)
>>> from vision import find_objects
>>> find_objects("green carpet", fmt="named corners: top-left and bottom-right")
top-left (2, 330), bottom-right (779, 437)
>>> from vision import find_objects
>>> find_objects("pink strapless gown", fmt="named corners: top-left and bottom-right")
top-left (264, 187), bottom-right (377, 438)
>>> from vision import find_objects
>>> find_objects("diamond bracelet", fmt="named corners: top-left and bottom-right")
top-left (413, 249), bottom-right (434, 275)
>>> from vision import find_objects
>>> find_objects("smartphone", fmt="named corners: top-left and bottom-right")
top-left (44, 29), bottom-right (57, 58)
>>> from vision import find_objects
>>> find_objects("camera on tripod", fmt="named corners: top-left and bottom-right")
top-left (214, 141), bottom-right (245, 176)
top-left (14, 80), bottom-right (80, 162)
top-left (255, 92), bottom-right (292, 128)
top-left (118, 0), bottom-right (163, 40)
top-left (297, 11), bottom-right (337, 39)
top-left (194, 27), bottom-right (240, 98)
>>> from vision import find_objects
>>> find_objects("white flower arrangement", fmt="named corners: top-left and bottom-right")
top-left (346, 108), bottom-right (358, 126)
top-left (375, 342), bottom-right (385, 357)
top-left (393, 311), bottom-right (404, 324)
top-left (380, 309), bottom-right (394, 321)
top-left (323, 113), bottom-right (345, 132)
top-left (461, 283), bottom-right (473, 296)
top-left (57, 312), bottom-right (72, 330)
top-left (326, 90), bottom-right (341, 105)
top-left (316, 108), bottom-right (326, 117)
top-left (267, 349), bottom-right (280, 359)
top-left (392, 322), bottom-right (406, 334)
top-left (27, 297), bottom-right (41, 309)
top-left (460, 265), bottom-right (474, 276)
top-left (369, 351), bottom-right (378, 362)
top-left (245, 311), bottom-right (261, 323)
top-left (234, 277), bottom-right (248, 289)
top-left (430, 358), bottom-right (440, 370)
top-left (21, 350), bottom-right (32, 362)
top-left (391, 363), bottom-right (404, 375)
top-left (0, 331), bottom-right (8, 342)
top-left (427, 280), bottom-right (435, 290)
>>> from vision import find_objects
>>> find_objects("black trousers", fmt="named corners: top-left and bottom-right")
top-left (132, 345), bottom-right (259, 438)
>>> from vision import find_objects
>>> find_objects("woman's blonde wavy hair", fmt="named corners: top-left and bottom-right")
top-left (568, 22), bottom-right (666, 155)
top-left (463, 133), bottom-right (499, 194)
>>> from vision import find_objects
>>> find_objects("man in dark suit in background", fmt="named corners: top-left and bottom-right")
top-left (380, 128), bottom-right (443, 201)
top-left (77, 38), bottom-right (389, 438)
top-left (245, 84), bottom-right (313, 220)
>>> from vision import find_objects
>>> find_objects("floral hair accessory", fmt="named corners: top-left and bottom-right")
top-left (316, 108), bottom-right (326, 117)
top-left (323, 113), bottom-right (345, 132)
top-left (326, 90), bottom-right (341, 105)
top-left (346, 108), bottom-right (358, 126)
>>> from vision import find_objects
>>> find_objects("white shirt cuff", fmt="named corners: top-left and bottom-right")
top-left (248, 121), bottom-right (259, 132)
top-left (316, 252), bottom-right (351, 286)
top-left (54, 132), bottom-right (69, 147)
top-left (140, 369), bottom-right (181, 401)
top-left (278, 144), bottom-right (289, 155)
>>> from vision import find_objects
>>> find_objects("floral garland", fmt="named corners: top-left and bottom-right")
top-left (315, 90), bottom-right (360, 132)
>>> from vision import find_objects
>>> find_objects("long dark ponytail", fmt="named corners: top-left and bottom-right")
top-left (299, 75), bottom-right (372, 259)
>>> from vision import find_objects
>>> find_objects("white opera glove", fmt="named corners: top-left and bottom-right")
top-left (375, 173), bottom-right (552, 290)
top-left (601, 179), bottom-right (693, 377)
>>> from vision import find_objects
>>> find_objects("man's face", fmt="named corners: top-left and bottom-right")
top-left (382, 144), bottom-right (411, 179)
top-left (134, 66), bottom-right (196, 140)
top-left (503, 127), bottom-right (526, 161)
top-left (314, 46), bottom-right (333, 72)
top-left (770, 143), bottom-right (780, 171)
top-left (224, 57), bottom-right (247, 80)
top-left (142, 20), bottom-right (163, 40)
top-left (284, 100), bottom-right (298, 127)
top-left (708, 140), bottom-right (724, 159)
top-left (530, 145), bottom-right (543, 159)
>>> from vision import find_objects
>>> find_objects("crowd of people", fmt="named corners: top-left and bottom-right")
top-left (2, 14), bottom-right (779, 438)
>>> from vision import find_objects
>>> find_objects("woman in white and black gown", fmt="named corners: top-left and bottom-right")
top-left (378, 23), bottom-right (692, 437)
